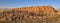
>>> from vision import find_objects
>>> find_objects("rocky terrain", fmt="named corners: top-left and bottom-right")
top-left (0, 5), bottom-right (60, 23)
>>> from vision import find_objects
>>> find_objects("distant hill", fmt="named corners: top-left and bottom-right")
top-left (9, 5), bottom-right (57, 18)
top-left (0, 5), bottom-right (59, 23)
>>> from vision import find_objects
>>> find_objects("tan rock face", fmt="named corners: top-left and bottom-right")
top-left (0, 6), bottom-right (57, 23)
top-left (10, 6), bottom-right (56, 18)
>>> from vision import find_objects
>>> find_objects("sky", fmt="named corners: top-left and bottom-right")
top-left (0, 0), bottom-right (60, 9)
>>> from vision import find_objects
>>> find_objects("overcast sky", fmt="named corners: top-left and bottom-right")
top-left (0, 0), bottom-right (60, 9)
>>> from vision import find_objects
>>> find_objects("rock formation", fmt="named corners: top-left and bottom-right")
top-left (0, 5), bottom-right (58, 23)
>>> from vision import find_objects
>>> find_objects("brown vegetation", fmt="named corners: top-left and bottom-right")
top-left (0, 5), bottom-right (59, 23)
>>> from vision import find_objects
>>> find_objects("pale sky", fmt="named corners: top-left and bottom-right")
top-left (0, 0), bottom-right (60, 9)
